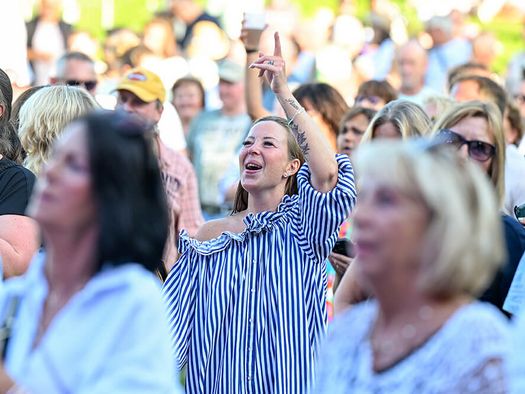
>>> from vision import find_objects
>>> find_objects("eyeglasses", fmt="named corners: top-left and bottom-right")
top-left (64, 79), bottom-right (97, 91)
top-left (355, 95), bottom-right (381, 105)
top-left (437, 129), bottom-right (496, 162)
top-left (514, 94), bottom-right (525, 104)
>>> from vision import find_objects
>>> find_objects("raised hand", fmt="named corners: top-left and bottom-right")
top-left (249, 32), bottom-right (288, 94)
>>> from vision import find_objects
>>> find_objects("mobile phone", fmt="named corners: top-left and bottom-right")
top-left (515, 203), bottom-right (525, 223)
top-left (332, 238), bottom-right (355, 257)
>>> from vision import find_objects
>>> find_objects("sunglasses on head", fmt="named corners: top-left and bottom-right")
top-left (65, 79), bottom-right (97, 91)
top-left (437, 129), bottom-right (496, 162)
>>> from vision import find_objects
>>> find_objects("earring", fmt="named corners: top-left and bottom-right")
top-left (284, 173), bottom-right (289, 178)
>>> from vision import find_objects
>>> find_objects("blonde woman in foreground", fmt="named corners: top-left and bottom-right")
top-left (314, 139), bottom-right (508, 393)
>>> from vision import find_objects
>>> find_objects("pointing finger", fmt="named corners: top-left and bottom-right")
top-left (274, 32), bottom-right (282, 57)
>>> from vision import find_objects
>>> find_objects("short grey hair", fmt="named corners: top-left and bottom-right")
top-left (425, 15), bottom-right (453, 37)
top-left (55, 51), bottom-right (95, 79)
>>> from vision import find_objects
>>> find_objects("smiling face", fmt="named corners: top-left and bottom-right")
top-left (449, 116), bottom-right (494, 174)
top-left (239, 120), bottom-right (300, 197)
top-left (337, 113), bottom-right (369, 156)
top-left (352, 178), bottom-right (430, 283)
top-left (28, 122), bottom-right (97, 232)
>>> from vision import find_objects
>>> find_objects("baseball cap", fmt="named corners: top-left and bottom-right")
top-left (218, 59), bottom-right (244, 83)
top-left (116, 67), bottom-right (166, 102)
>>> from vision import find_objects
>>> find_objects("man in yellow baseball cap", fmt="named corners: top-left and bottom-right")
top-left (115, 67), bottom-right (166, 125)
top-left (115, 67), bottom-right (204, 273)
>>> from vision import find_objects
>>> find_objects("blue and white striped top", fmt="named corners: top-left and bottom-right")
top-left (163, 155), bottom-right (356, 394)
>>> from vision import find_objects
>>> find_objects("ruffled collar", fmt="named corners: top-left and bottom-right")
top-left (179, 194), bottom-right (298, 255)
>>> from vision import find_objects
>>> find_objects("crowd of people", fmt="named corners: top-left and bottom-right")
top-left (0, 0), bottom-right (524, 392)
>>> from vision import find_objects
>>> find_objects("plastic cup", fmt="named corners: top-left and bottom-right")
top-left (244, 12), bottom-right (266, 49)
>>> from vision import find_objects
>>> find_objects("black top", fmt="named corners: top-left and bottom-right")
top-left (26, 17), bottom-right (72, 50)
top-left (480, 214), bottom-right (525, 315)
top-left (0, 158), bottom-right (35, 216)
top-left (178, 12), bottom-right (221, 49)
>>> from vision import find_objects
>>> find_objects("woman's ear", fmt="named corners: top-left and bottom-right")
top-left (287, 158), bottom-right (301, 176)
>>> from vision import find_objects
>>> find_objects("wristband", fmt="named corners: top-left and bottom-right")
top-left (245, 48), bottom-right (259, 54)
top-left (287, 107), bottom-right (306, 126)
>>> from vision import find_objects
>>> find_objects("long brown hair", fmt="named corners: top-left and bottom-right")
top-left (232, 116), bottom-right (306, 213)
top-left (293, 83), bottom-right (349, 138)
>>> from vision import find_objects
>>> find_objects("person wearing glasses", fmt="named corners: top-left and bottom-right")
top-left (51, 52), bottom-right (98, 95)
top-left (335, 101), bottom-right (525, 317)
top-left (432, 101), bottom-right (525, 314)
top-left (449, 74), bottom-right (525, 217)
top-left (314, 139), bottom-right (509, 393)
top-left (354, 80), bottom-right (397, 112)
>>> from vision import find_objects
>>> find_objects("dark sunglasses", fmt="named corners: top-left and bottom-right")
top-left (65, 79), bottom-right (97, 91)
top-left (437, 129), bottom-right (496, 162)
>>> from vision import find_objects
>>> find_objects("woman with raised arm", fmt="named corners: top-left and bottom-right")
top-left (163, 32), bottom-right (356, 393)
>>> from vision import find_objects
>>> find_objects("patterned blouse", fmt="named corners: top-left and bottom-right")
top-left (314, 301), bottom-right (509, 394)
top-left (163, 155), bottom-right (356, 393)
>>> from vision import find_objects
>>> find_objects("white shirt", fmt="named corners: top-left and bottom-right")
top-left (0, 0), bottom-right (30, 86)
top-left (508, 310), bottom-right (525, 393)
top-left (31, 21), bottom-right (65, 85)
top-left (1, 252), bottom-right (182, 394)
top-left (398, 86), bottom-right (439, 107)
top-left (157, 101), bottom-right (187, 152)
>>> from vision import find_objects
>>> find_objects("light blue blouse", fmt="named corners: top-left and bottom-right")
top-left (0, 252), bottom-right (182, 394)
top-left (163, 155), bottom-right (356, 393)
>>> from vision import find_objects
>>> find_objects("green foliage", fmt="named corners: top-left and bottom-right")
top-left (290, 0), bottom-right (339, 17)
top-left (478, 18), bottom-right (523, 75)
top-left (75, 0), bottom-right (102, 39)
top-left (76, 0), bottom-right (165, 39)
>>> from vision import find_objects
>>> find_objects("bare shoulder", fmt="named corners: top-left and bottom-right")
top-left (193, 213), bottom-right (246, 242)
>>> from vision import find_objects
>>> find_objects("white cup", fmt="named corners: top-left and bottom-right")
top-left (244, 12), bottom-right (266, 49)
top-left (244, 12), bottom-right (266, 30)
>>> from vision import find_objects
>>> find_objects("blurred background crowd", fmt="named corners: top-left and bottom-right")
top-left (0, 0), bottom-right (525, 392)
top-left (1, 0), bottom-right (525, 106)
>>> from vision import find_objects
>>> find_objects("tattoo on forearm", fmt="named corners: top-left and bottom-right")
top-left (284, 98), bottom-right (301, 111)
top-left (289, 121), bottom-right (310, 156)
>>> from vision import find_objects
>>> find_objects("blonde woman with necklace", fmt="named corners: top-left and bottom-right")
top-left (314, 140), bottom-right (509, 393)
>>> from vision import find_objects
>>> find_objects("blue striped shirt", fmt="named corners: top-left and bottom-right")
top-left (163, 155), bottom-right (356, 393)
